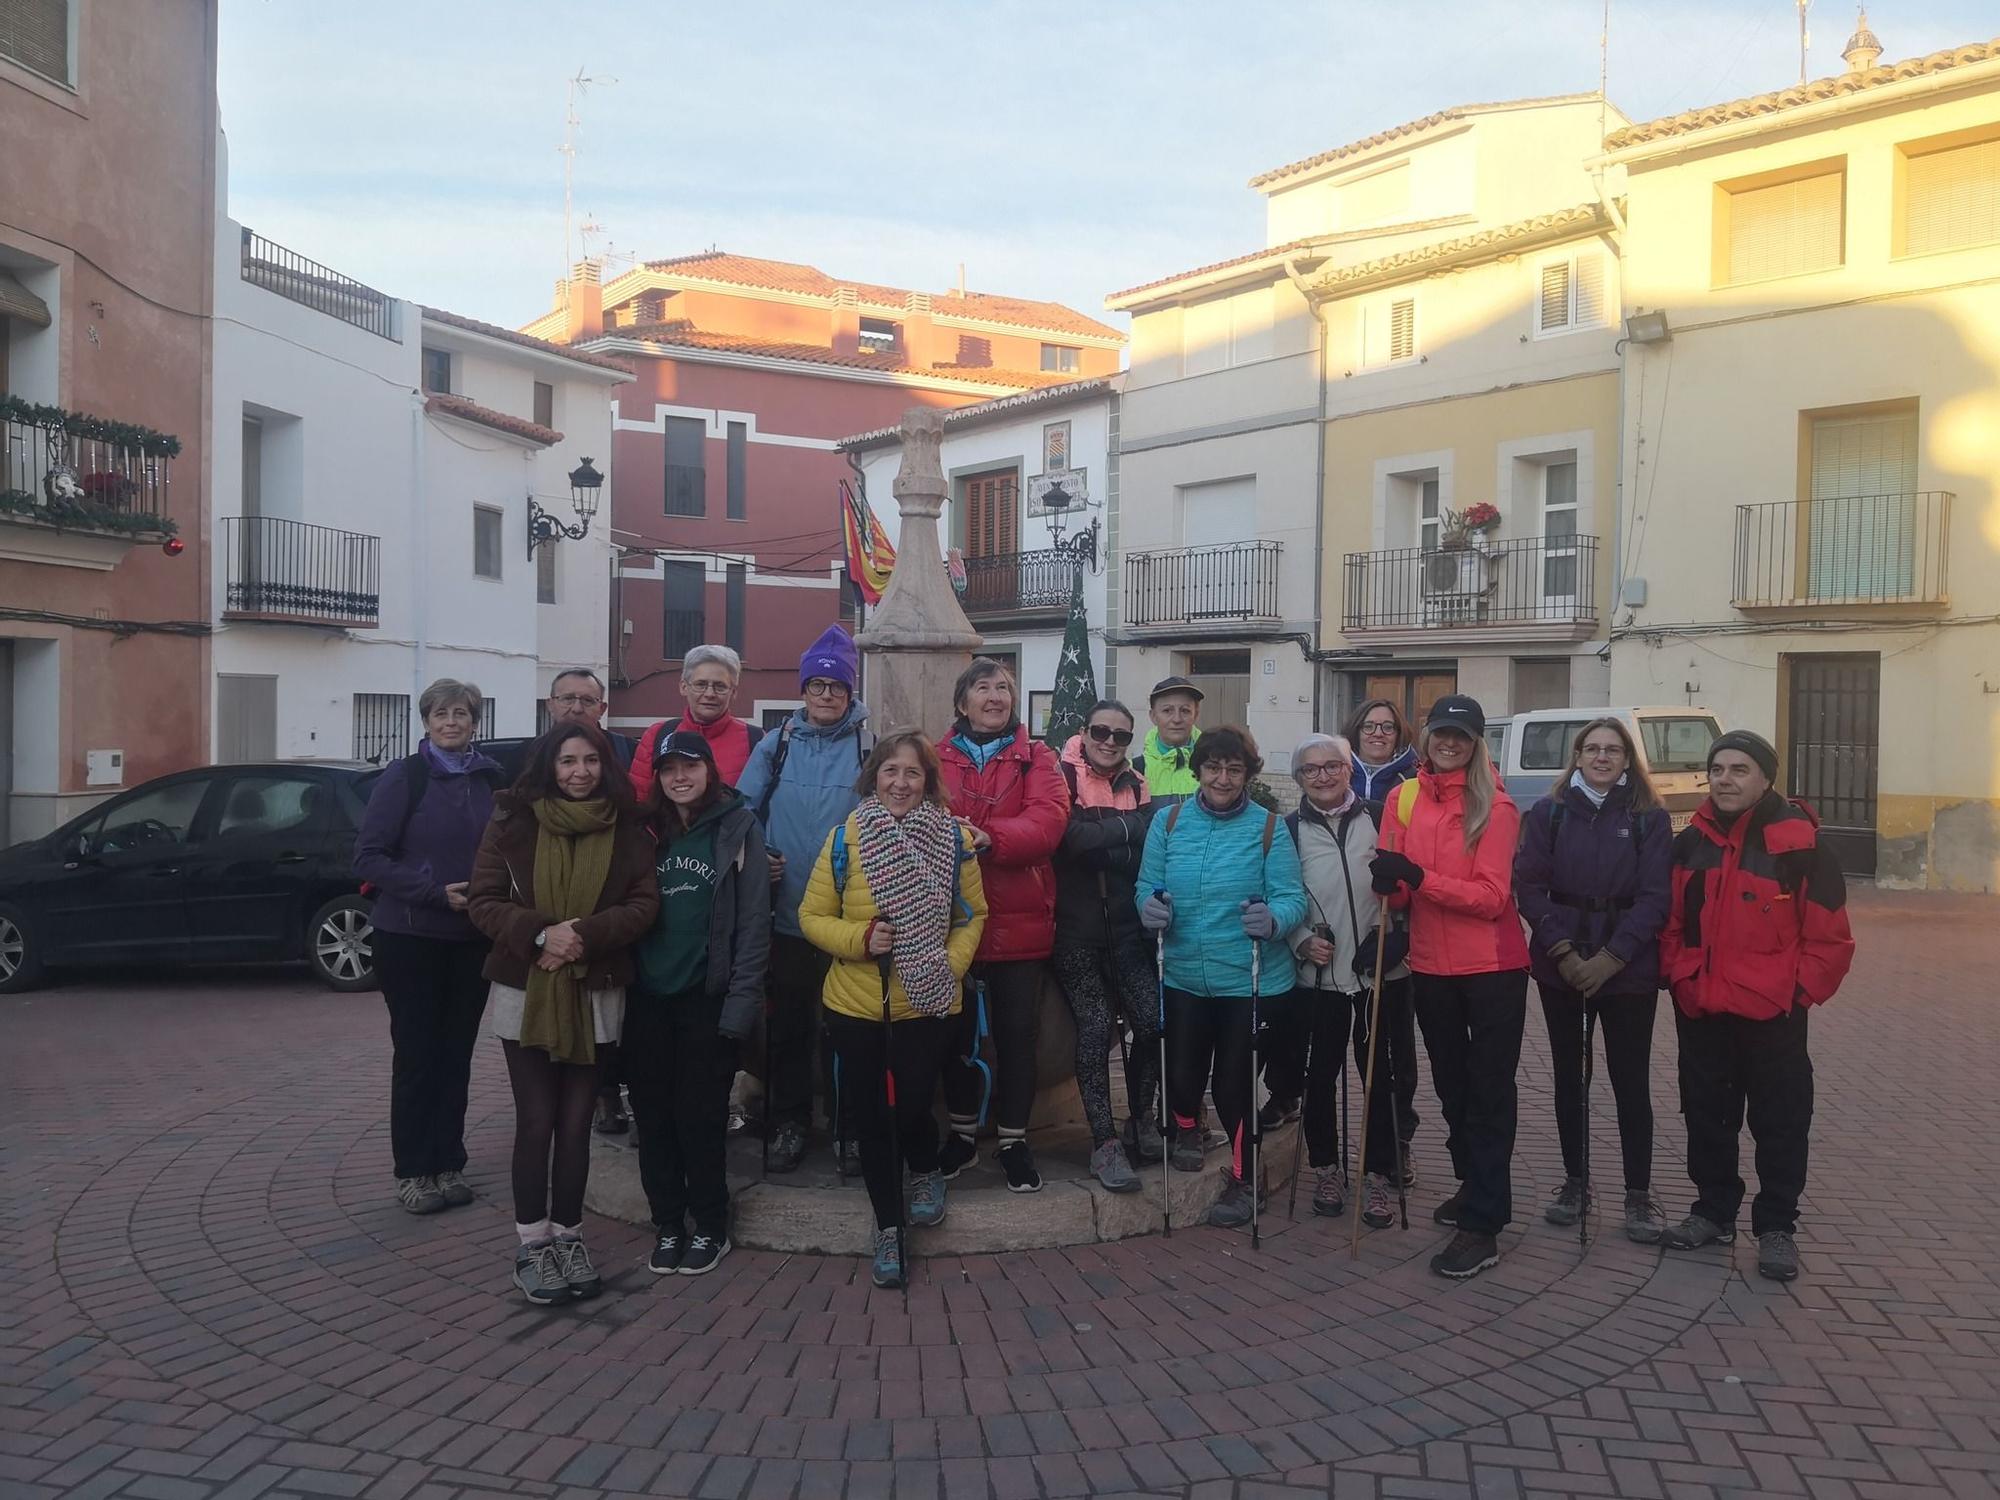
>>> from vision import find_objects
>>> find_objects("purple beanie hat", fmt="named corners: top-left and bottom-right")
top-left (799, 623), bottom-right (859, 692)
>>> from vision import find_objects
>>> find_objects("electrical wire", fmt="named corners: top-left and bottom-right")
top-left (0, 606), bottom-right (210, 639)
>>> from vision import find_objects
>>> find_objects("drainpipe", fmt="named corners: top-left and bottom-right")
top-left (1282, 254), bottom-right (1331, 731)
top-left (410, 388), bottom-right (429, 708)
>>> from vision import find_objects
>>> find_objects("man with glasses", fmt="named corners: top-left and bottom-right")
top-left (629, 644), bottom-right (764, 796)
top-left (546, 669), bottom-right (637, 768)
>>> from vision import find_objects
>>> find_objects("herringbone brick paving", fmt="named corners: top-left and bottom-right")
top-left (3, 888), bottom-right (1995, 1499)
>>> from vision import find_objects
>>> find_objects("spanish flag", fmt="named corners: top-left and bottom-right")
top-left (840, 478), bottom-right (896, 604)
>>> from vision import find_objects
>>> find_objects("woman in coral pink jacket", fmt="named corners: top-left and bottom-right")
top-left (1371, 695), bottom-right (1529, 1282)
top-left (935, 658), bottom-right (1070, 1193)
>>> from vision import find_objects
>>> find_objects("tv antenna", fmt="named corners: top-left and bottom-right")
top-left (1796, 0), bottom-right (1810, 84)
top-left (560, 67), bottom-right (617, 301)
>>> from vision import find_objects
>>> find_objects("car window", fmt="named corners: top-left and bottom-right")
top-left (1519, 719), bottom-right (1592, 771)
top-left (85, 780), bottom-right (208, 854)
top-left (214, 776), bottom-right (325, 838)
top-left (1640, 716), bottom-right (1724, 773)
top-left (1484, 724), bottom-right (1509, 765)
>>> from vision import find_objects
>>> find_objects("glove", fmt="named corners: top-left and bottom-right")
top-left (1572, 950), bottom-right (1627, 999)
top-left (1239, 900), bottom-right (1276, 940)
top-left (1353, 927), bottom-right (1411, 980)
top-left (1140, 890), bottom-right (1174, 932)
top-left (1370, 850), bottom-right (1423, 895)
top-left (1549, 940), bottom-right (1589, 990)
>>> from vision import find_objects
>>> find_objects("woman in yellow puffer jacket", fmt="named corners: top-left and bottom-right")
top-left (798, 729), bottom-right (985, 1288)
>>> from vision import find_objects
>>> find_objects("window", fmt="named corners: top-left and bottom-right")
top-left (477, 699), bottom-right (498, 740)
top-left (725, 562), bottom-right (746, 653)
top-left (1519, 717), bottom-right (1593, 771)
top-left (662, 560), bottom-right (705, 661)
top-left (353, 693), bottom-right (411, 764)
top-left (536, 538), bottom-right (557, 604)
top-left (1417, 476), bottom-right (1442, 551)
top-left (83, 780), bottom-right (208, 856)
top-left (1510, 659), bottom-right (1570, 714)
top-left (726, 420), bottom-right (746, 520)
top-left (962, 469), bottom-right (1019, 558)
top-left (214, 776), bottom-right (321, 839)
top-left (1723, 167), bottom-right (1844, 284)
top-left (664, 415), bottom-right (705, 516)
top-left (1181, 286), bottom-right (1273, 376)
top-left (421, 347), bottom-right (452, 394)
top-left (533, 381), bottom-right (554, 428)
top-left (761, 707), bottom-right (796, 731)
top-left (1639, 715), bottom-right (1723, 773)
top-left (1535, 253), bottom-right (1607, 335)
top-left (535, 700), bottom-right (553, 735)
top-left (1542, 459), bottom-right (1579, 599)
top-left (1338, 161), bottom-right (1410, 227)
top-left (0, 0), bottom-right (70, 85)
top-left (1807, 405), bottom-right (1919, 598)
top-left (1902, 134), bottom-right (2000, 257)
top-left (473, 505), bottom-right (503, 580)
top-left (1040, 343), bottom-right (1080, 374)
top-left (1360, 295), bottom-right (1417, 368)
top-left (858, 317), bottom-right (899, 353)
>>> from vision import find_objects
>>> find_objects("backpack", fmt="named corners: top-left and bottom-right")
top-left (754, 718), bottom-right (875, 823)
top-left (356, 752), bottom-right (504, 895)
top-left (1161, 797), bottom-right (1277, 855)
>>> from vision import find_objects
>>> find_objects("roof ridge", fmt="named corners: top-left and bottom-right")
top-left (1248, 92), bottom-right (1610, 189)
top-left (1304, 203), bottom-right (1610, 291)
top-left (424, 305), bottom-right (633, 376)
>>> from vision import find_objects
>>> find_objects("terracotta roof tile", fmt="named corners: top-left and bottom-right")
top-left (1606, 36), bottom-right (2000, 150)
top-left (839, 376), bottom-right (1118, 451)
top-left (421, 305), bottom-right (635, 376)
top-left (1107, 237), bottom-right (1323, 305)
top-left (1306, 204), bottom-right (1611, 292)
top-left (1105, 214), bottom-right (1479, 305)
top-left (423, 392), bottom-right (562, 446)
top-left (635, 251), bottom-right (1121, 341)
top-left (606, 324), bottom-right (1076, 390)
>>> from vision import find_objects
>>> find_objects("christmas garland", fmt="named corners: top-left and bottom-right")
top-left (0, 395), bottom-right (183, 458)
top-left (0, 488), bottom-right (178, 537)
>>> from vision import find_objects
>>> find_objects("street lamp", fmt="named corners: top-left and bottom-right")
top-left (527, 455), bottom-right (604, 558)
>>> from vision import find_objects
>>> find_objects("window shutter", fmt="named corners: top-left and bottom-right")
top-left (1573, 254), bottom-right (1606, 326)
top-left (1808, 410), bottom-right (1919, 599)
top-left (1905, 137), bottom-right (2000, 257)
top-left (1388, 298), bottom-right (1416, 362)
top-left (1727, 170), bottom-right (1843, 283)
top-left (1539, 262), bottom-right (1572, 332)
top-left (0, 0), bottom-right (69, 83)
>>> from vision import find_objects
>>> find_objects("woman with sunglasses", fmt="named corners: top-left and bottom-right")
top-left (1051, 701), bottom-right (1161, 1192)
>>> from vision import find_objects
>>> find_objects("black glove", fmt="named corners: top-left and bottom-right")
top-left (1370, 850), bottom-right (1423, 895)
top-left (1352, 926), bottom-right (1411, 980)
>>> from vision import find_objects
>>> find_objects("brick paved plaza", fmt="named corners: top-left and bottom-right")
top-left (4, 888), bottom-right (1997, 1500)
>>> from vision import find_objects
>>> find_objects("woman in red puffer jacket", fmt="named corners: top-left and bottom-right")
top-left (935, 658), bottom-right (1070, 1193)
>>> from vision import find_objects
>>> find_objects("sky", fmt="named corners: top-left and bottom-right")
top-left (217, 1), bottom-right (1994, 336)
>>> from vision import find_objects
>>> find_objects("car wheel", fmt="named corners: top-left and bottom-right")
top-left (0, 902), bottom-right (49, 995)
top-left (309, 895), bottom-right (377, 992)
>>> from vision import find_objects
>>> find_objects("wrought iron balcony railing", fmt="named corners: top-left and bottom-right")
top-left (1, 398), bottom-right (177, 539)
top-left (960, 548), bottom-right (1079, 619)
top-left (240, 228), bottom-right (399, 340)
top-left (223, 516), bottom-right (381, 627)
top-left (1732, 492), bottom-right (1951, 609)
top-left (1122, 541), bottom-right (1280, 628)
top-left (1342, 535), bottom-right (1599, 632)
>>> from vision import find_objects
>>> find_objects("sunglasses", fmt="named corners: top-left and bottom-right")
top-left (1086, 724), bottom-right (1134, 746)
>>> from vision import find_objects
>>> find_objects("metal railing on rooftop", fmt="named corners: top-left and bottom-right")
top-left (240, 228), bottom-right (398, 340)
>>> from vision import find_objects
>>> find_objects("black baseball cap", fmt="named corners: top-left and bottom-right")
top-left (1149, 675), bottom-right (1204, 703)
top-left (1424, 694), bottom-right (1486, 739)
top-left (654, 728), bottom-right (717, 770)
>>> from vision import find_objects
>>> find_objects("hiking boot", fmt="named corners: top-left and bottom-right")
top-left (1090, 1139), bottom-right (1141, 1194)
top-left (513, 1239), bottom-right (572, 1305)
top-left (767, 1121), bottom-right (808, 1174)
top-left (871, 1227), bottom-right (904, 1289)
top-left (1203, 1125), bottom-right (1230, 1153)
top-left (1544, 1176), bottom-right (1589, 1227)
top-left (1310, 1162), bottom-right (1347, 1218)
top-left (1432, 1187), bottom-right (1466, 1227)
top-left (937, 1133), bottom-right (978, 1180)
top-left (551, 1233), bottom-right (602, 1299)
top-left (1125, 1113), bottom-right (1166, 1164)
top-left (1624, 1192), bottom-right (1664, 1245)
top-left (1207, 1172), bottom-right (1257, 1228)
top-left (1756, 1231), bottom-right (1800, 1282)
top-left (649, 1231), bottom-right (686, 1275)
top-left (1361, 1172), bottom-right (1395, 1229)
top-left (1257, 1095), bottom-right (1299, 1131)
top-left (1169, 1130), bottom-right (1205, 1174)
top-left (593, 1091), bottom-right (629, 1135)
top-left (997, 1140), bottom-right (1042, 1194)
top-left (909, 1169), bottom-right (947, 1226)
top-left (1398, 1140), bottom-right (1418, 1190)
top-left (835, 1137), bottom-right (863, 1178)
top-left (396, 1176), bottom-right (446, 1215)
top-left (1661, 1213), bottom-right (1736, 1250)
top-left (434, 1170), bottom-right (474, 1207)
top-left (679, 1232), bottom-right (730, 1277)
top-left (1430, 1229), bottom-right (1501, 1279)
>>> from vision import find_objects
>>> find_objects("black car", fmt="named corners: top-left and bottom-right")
top-left (0, 761), bottom-right (378, 995)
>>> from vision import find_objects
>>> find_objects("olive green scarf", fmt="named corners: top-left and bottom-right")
top-left (519, 796), bottom-right (619, 1064)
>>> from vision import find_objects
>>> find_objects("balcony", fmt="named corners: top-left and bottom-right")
top-left (1342, 535), bottom-right (1599, 645)
top-left (960, 548), bottom-right (1079, 627)
top-left (1, 399), bottom-right (178, 570)
top-left (223, 516), bottom-right (381, 628)
top-left (1122, 541), bottom-right (1281, 630)
top-left (240, 228), bottom-right (398, 340)
top-left (1732, 493), bottom-right (1951, 614)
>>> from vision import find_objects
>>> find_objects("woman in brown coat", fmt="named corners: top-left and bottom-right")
top-left (468, 721), bottom-right (657, 1306)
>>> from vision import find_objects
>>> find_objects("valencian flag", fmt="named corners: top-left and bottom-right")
top-left (840, 478), bottom-right (896, 605)
top-left (1043, 566), bottom-right (1098, 751)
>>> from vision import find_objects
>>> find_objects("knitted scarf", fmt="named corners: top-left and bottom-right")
top-left (853, 795), bottom-right (961, 1017)
top-left (519, 796), bottom-right (619, 1064)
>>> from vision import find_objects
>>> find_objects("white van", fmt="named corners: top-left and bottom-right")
top-left (1483, 706), bottom-right (1725, 830)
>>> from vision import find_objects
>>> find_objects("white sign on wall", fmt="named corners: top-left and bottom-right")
top-left (1027, 468), bottom-right (1088, 517)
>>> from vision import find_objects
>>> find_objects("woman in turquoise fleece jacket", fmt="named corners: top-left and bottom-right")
top-left (1136, 725), bottom-right (1305, 1228)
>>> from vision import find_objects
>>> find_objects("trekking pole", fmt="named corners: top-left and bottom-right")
top-left (1153, 893), bottom-right (1171, 1239)
top-left (1247, 898), bottom-right (1265, 1252)
top-left (832, 1053), bottom-right (847, 1185)
top-left (761, 991), bottom-right (773, 1180)
top-left (1288, 927), bottom-right (1332, 1220)
top-left (1350, 922), bottom-right (1389, 1259)
top-left (878, 954), bottom-right (908, 1299)
top-left (1381, 978), bottom-right (1409, 1231)
top-left (1579, 998), bottom-right (1596, 1251)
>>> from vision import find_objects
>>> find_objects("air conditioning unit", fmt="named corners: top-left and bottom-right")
top-left (1422, 547), bottom-right (1490, 625)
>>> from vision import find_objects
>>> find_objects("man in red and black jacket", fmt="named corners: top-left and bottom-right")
top-left (1658, 730), bottom-right (1854, 1282)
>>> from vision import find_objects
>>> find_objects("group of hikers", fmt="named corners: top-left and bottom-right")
top-left (354, 625), bottom-right (1855, 1302)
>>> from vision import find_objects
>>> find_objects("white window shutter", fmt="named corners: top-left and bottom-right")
top-left (1389, 298), bottom-right (1416, 362)
top-left (1573, 254), bottom-right (1606, 326)
top-left (1539, 262), bottom-right (1572, 332)
top-left (1728, 171), bottom-right (1844, 283)
top-left (1905, 137), bottom-right (2000, 257)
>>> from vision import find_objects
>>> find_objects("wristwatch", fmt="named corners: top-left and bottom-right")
top-left (534, 929), bottom-right (548, 950)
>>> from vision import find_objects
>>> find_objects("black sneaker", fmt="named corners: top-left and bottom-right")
top-left (768, 1121), bottom-right (807, 1174)
top-left (1661, 1213), bottom-right (1736, 1250)
top-left (1432, 1188), bottom-right (1466, 1227)
top-left (1756, 1230), bottom-right (1799, 1282)
top-left (996, 1140), bottom-right (1042, 1194)
top-left (550, 1234), bottom-right (602, 1299)
top-left (1256, 1096), bottom-right (1299, 1131)
top-left (593, 1091), bottom-right (629, 1135)
top-left (1430, 1229), bottom-right (1500, 1279)
top-left (1168, 1130), bottom-right (1205, 1174)
top-left (1398, 1140), bottom-right (1418, 1190)
top-left (835, 1137), bottom-right (864, 1177)
top-left (678, 1233), bottom-right (731, 1276)
top-left (937, 1133), bottom-right (979, 1180)
top-left (649, 1231), bottom-right (686, 1275)
top-left (1544, 1176), bottom-right (1588, 1226)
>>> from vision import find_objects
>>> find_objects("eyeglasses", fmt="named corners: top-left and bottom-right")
top-left (1203, 762), bottom-right (1247, 777)
top-left (1298, 762), bottom-right (1344, 779)
top-left (1085, 724), bottom-right (1134, 746)
top-left (550, 694), bottom-right (602, 709)
top-left (684, 680), bottom-right (732, 697)
top-left (803, 678), bottom-right (848, 698)
top-left (1581, 745), bottom-right (1627, 759)
top-left (1360, 720), bottom-right (1399, 737)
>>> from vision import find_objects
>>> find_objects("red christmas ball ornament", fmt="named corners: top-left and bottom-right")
top-left (162, 535), bottom-right (186, 557)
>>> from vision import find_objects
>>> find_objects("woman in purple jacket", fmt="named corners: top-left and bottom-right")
top-left (1513, 717), bottom-right (1672, 1243)
top-left (353, 679), bottom-right (508, 1217)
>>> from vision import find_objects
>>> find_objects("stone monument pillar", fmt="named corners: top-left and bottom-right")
top-left (855, 406), bottom-right (982, 733)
